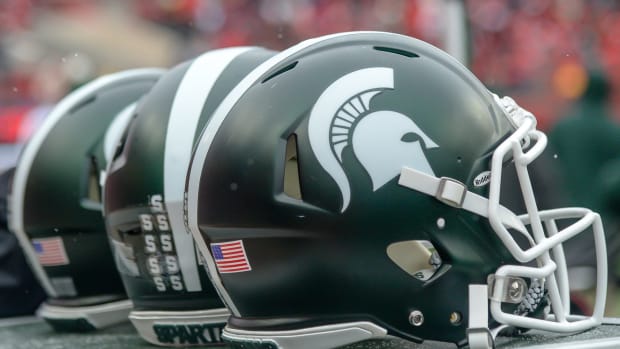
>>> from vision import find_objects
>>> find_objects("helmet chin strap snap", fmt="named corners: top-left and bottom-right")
top-left (468, 281), bottom-right (548, 349)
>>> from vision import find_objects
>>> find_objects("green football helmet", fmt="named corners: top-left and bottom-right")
top-left (185, 31), bottom-right (608, 348)
top-left (103, 47), bottom-right (276, 346)
top-left (9, 69), bottom-right (163, 331)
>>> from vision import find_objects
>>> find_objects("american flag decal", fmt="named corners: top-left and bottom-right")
top-left (210, 240), bottom-right (251, 274)
top-left (32, 237), bottom-right (69, 266)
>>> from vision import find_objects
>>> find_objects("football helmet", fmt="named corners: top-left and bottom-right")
top-left (9, 69), bottom-right (163, 331)
top-left (0, 167), bottom-right (46, 317)
top-left (185, 31), bottom-right (608, 348)
top-left (103, 47), bottom-right (276, 346)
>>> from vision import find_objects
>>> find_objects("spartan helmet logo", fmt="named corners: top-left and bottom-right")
top-left (308, 67), bottom-right (438, 212)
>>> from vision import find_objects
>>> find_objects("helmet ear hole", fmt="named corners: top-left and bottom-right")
top-left (283, 134), bottom-right (302, 200)
top-left (386, 240), bottom-right (442, 281)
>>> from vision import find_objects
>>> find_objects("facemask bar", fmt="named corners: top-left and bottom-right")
top-left (487, 95), bottom-right (607, 333)
top-left (397, 94), bottom-right (608, 339)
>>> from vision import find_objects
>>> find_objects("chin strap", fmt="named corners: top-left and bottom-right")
top-left (398, 167), bottom-right (528, 234)
top-left (468, 285), bottom-right (495, 349)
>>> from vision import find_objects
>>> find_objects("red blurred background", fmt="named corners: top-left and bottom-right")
top-left (1, 0), bottom-right (619, 161)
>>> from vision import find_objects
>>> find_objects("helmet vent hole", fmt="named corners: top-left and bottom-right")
top-left (262, 61), bottom-right (298, 84)
top-left (112, 112), bottom-right (136, 162)
top-left (82, 156), bottom-right (102, 209)
top-left (283, 133), bottom-right (302, 200)
top-left (373, 46), bottom-right (419, 58)
top-left (68, 95), bottom-right (96, 114)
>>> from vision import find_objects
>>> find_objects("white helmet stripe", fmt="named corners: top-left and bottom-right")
top-left (165, 47), bottom-right (254, 292)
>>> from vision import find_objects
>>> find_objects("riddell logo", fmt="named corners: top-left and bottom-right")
top-left (308, 67), bottom-right (438, 212)
top-left (473, 171), bottom-right (491, 187)
top-left (154, 323), bottom-right (224, 345)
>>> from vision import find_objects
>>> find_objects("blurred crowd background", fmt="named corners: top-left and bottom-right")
top-left (4, 1), bottom-right (620, 128)
top-left (2, 0), bottom-right (620, 315)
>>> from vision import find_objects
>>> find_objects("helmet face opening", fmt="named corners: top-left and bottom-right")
top-left (184, 31), bottom-right (608, 348)
top-left (386, 240), bottom-right (442, 281)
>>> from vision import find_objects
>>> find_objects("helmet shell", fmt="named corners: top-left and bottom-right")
top-left (187, 32), bottom-right (516, 344)
top-left (10, 69), bottom-right (162, 330)
top-left (103, 47), bottom-right (277, 346)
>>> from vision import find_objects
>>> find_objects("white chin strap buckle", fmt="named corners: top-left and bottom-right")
top-left (436, 177), bottom-right (467, 208)
top-left (398, 166), bottom-right (528, 234)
